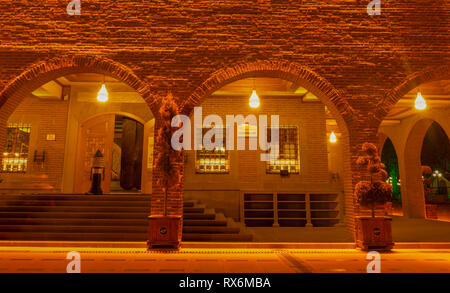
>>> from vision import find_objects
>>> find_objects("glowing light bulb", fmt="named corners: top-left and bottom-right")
top-left (97, 83), bottom-right (109, 102)
top-left (249, 90), bottom-right (260, 108)
top-left (415, 92), bottom-right (426, 110)
top-left (329, 131), bottom-right (337, 143)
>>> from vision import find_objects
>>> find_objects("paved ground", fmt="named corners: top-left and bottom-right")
top-left (1, 245), bottom-right (450, 273)
top-left (392, 216), bottom-right (450, 242)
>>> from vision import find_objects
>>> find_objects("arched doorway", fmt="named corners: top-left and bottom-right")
top-left (0, 58), bottom-right (156, 195)
top-left (380, 137), bottom-right (402, 215)
top-left (421, 121), bottom-right (450, 220)
top-left (74, 114), bottom-right (146, 194)
top-left (379, 74), bottom-right (450, 241)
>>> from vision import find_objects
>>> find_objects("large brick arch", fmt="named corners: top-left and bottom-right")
top-left (183, 60), bottom-right (355, 126)
top-left (0, 54), bottom-right (157, 118)
top-left (378, 64), bottom-right (450, 120)
top-left (182, 59), bottom-right (357, 236)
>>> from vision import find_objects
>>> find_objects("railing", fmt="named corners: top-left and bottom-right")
top-left (240, 191), bottom-right (344, 227)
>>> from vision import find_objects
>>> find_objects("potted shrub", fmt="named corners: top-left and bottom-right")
top-left (354, 143), bottom-right (393, 250)
top-left (147, 92), bottom-right (183, 249)
top-left (422, 166), bottom-right (438, 219)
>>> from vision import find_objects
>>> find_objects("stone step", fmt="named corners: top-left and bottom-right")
top-left (0, 205), bottom-right (204, 214)
top-left (182, 226), bottom-right (240, 234)
top-left (182, 233), bottom-right (253, 242)
top-left (0, 194), bottom-right (151, 201)
top-left (182, 207), bottom-right (204, 213)
top-left (0, 195), bottom-right (253, 242)
top-left (0, 217), bottom-right (147, 226)
top-left (0, 232), bottom-right (147, 242)
top-left (0, 224), bottom-right (147, 233)
top-left (183, 213), bottom-right (215, 220)
top-left (183, 219), bottom-right (228, 226)
top-left (2, 199), bottom-right (151, 207)
top-left (0, 206), bottom-right (149, 213)
top-left (183, 201), bottom-right (195, 207)
top-left (0, 211), bottom-right (148, 219)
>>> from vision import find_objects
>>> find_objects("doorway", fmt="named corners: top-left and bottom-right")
top-left (74, 114), bottom-right (144, 194)
top-left (111, 115), bottom-right (144, 192)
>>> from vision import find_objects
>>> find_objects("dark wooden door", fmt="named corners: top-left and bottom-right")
top-left (120, 117), bottom-right (143, 190)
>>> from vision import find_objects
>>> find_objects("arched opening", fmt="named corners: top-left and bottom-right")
top-left (379, 77), bottom-right (450, 241)
top-left (421, 121), bottom-right (450, 220)
top-left (380, 137), bottom-right (402, 216)
top-left (182, 75), bottom-right (353, 242)
top-left (0, 71), bottom-right (155, 195)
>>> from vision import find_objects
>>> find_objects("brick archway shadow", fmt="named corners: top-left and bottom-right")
top-left (182, 59), bottom-right (357, 237)
top-left (0, 55), bottom-right (157, 119)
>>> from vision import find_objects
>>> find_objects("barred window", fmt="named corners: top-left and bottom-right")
top-left (237, 123), bottom-right (257, 138)
top-left (2, 123), bottom-right (31, 173)
top-left (266, 125), bottom-right (300, 174)
top-left (195, 127), bottom-right (229, 173)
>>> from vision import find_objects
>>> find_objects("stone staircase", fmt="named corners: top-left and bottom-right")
top-left (0, 194), bottom-right (252, 242)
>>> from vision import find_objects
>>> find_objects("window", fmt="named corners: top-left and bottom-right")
top-left (195, 127), bottom-right (229, 173)
top-left (237, 123), bottom-right (257, 138)
top-left (266, 125), bottom-right (300, 174)
top-left (2, 123), bottom-right (31, 173)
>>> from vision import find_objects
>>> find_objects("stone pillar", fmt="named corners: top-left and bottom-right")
top-left (397, 119), bottom-right (434, 218)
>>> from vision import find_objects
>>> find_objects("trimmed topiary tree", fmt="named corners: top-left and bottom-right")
top-left (355, 143), bottom-right (392, 218)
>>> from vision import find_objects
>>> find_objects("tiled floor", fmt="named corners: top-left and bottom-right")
top-left (1, 246), bottom-right (450, 273)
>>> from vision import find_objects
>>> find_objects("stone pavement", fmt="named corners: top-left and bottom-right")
top-left (0, 244), bottom-right (450, 273)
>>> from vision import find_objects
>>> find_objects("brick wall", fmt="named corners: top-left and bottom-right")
top-left (0, 1), bottom-right (448, 236)
top-left (184, 95), bottom-right (342, 219)
top-left (4, 96), bottom-right (69, 190)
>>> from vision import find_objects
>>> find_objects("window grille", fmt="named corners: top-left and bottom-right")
top-left (2, 123), bottom-right (31, 173)
top-left (266, 125), bottom-right (300, 174)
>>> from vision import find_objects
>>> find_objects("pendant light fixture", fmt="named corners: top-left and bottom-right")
top-left (249, 78), bottom-right (260, 108)
top-left (414, 91), bottom-right (426, 110)
top-left (329, 131), bottom-right (337, 143)
top-left (97, 75), bottom-right (109, 103)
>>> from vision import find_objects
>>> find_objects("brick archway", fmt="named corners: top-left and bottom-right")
top-left (0, 55), bottom-right (156, 118)
top-left (182, 59), bottom-right (357, 236)
top-left (183, 60), bottom-right (354, 125)
top-left (379, 64), bottom-right (450, 120)
top-left (0, 55), bottom-right (157, 153)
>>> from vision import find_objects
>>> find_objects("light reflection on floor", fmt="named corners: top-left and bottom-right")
top-left (0, 245), bottom-right (449, 273)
